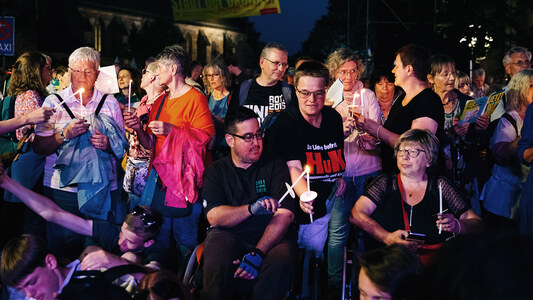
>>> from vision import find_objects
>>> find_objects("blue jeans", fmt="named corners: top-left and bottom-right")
top-left (155, 201), bottom-right (202, 262)
top-left (327, 171), bottom-right (380, 284)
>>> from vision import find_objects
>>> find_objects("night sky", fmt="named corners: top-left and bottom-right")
top-left (249, 0), bottom-right (329, 56)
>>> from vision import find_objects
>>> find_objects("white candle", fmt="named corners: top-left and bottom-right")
top-left (80, 91), bottom-right (83, 118)
top-left (278, 167), bottom-right (308, 204)
top-left (361, 90), bottom-right (365, 116)
top-left (306, 166), bottom-right (310, 192)
top-left (439, 182), bottom-right (443, 234)
top-left (128, 79), bottom-right (132, 112)
top-left (55, 88), bottom-right (84, 107)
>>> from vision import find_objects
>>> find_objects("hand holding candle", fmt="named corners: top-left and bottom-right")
top-left (300, 165), bottom-right (317, 223)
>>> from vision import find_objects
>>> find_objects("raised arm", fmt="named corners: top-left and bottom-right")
top-left (0, 107), bottom-right (55, 135)
top-left (0, 174), bottom-right (93, 236)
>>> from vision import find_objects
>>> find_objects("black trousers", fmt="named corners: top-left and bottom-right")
top-left (202, 228), bottom-right (297, 300)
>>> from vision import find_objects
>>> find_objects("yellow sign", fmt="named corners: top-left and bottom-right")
top-left (171, 0), bottom-right (281, 20)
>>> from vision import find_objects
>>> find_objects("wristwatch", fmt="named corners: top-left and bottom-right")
top-left (60, 130), bottom-right (70, 142)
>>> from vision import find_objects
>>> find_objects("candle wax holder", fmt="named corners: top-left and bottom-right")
top-left (300, 191), bottom-right (317, 202)
top-left (286, 182), bottom-right (295, 198)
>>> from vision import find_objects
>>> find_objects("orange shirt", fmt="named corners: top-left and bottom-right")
top-left (148, 87), bottom-right (215, 157)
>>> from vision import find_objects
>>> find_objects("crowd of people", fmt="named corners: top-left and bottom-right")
top-left (0, 41), bottom-right (532, 300)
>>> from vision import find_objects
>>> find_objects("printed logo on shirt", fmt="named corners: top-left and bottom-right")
top-left (244, 94), bottom-right (285, 124)
top-left (255, 179), bottom-right (267, 193)
top-left (305, 142), bottom-right (346, 182)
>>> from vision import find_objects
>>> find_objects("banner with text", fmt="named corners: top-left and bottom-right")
top-left (171, 0), bottom-right (280, 20)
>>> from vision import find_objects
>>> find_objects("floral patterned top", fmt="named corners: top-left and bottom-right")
top-left (14, 90), bottom-right (42, 141)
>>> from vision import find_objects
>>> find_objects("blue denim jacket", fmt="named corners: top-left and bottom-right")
top-left (55, 114), bottom-right (128, 219)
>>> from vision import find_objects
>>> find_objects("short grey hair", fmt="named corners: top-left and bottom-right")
top-left (394, 129), bottom-right (439, 166)
top-left (472, 68), bottom-right (485, 78)
top-left (325, 48), bottom-right (363, 81)
top-left (68, 47), bottom-right (100, 70)
top-left (146, 61), bottom-right (159, 74)
top-left (156, 44), bottom-right (191, 78)
top-left (260, 42), bottom-right (287, 60)
top-left (505, 69), bottom-right (533, 112)
top-left (502, 46), bottom-right (532, 67)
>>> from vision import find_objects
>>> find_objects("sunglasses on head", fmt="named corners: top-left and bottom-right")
top-left (131, 206), bottom-right (158, 230)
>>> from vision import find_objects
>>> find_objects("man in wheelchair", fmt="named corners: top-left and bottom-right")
top-left (200, 106), bottom-right (298, 300)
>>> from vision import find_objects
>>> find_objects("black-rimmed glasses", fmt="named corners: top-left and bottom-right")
top-left (295, 87), bottom-right (326, 99)
top-left (396, 148), bottom-right (426, 158)
top-left (230, 131), bottom-right (265, 143)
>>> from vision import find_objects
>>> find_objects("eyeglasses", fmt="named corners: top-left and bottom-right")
top-left (510, 60), bottom-right (531, 68)
top-left (396, 148), bottom-right (426, 158)
top-left (435, 72), bottom-right (456, 79)
top-left (205, 73), bottom-right (220, 79)
top-left (131, 206), bottom-right (158, 230)
top-left (230, 131), bottom-right (265, 143)
top-left (296, 87), bottom-right (326, 99)
top-left (263, 57), bottom-right (289, 69)
top-left (70, 68), bottom-right (97, 76)
top-left (337, 69), bottom-right (357, 77)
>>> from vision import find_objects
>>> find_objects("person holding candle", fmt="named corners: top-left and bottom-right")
top-left (324, 48), bottom-right (383, 294)
top-left (122, 62), bottom-right (166, 208)
top-left (351, 129), bottom-right (483, 264)
top-left (267, 61), bottom-right (346, 264)
top-left (124, 44), bottom-right (215, 267)
top-left (33, 46), bottom-right (126, 260)
top-left (201, 106), bottom-right (297, 300)
top-left (355, 44), bottom-right (445, 175)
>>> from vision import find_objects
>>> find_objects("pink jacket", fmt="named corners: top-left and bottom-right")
top-left (152, 125), bottom-right (210, 208)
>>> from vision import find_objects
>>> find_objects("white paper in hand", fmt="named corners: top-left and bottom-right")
top-left (94, 66), bottom-right (120, 94)
top-left (327, 78), bottom-right (344, 108)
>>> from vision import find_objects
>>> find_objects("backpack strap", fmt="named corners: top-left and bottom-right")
top-left (53, 93), bottom-right (76, 119)
top-left (281, 81), bottom-right (292, 107)
top-left (501, 112), bottom-right (519, 137)
top-left (238, 79), bottom-right (253, 106)
top-left (94, 94), bottom-right (109, 116)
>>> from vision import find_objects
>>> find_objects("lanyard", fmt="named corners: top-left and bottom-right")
top-left (397, 174), bottom-right (411, 232)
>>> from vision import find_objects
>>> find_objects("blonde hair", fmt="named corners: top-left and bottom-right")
top-left (505, 69), bottom-right (533, 112)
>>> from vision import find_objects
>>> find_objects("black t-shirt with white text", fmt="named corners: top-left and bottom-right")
top-left (268, 106), bottom-right (346, 224)
top-left (240, 80), bottom-right (293, 124)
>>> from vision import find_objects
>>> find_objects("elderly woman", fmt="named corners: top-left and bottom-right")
top-left (428, 55), bottom-right (489, 214)
top-left (123, 62), bottom-right (166, 207)
top-left (203, 59), bottom-right (232, 159)
top-left (351, 129), bottom-right (483, 263)
top-left (356, 44), bottom-right (445, 174)
top-left (482, 70), bottom-right (533, 231)
top-left (124, 45), bottom-right (215, 262)
top-left (324, 48), bottom-right (382, 291)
